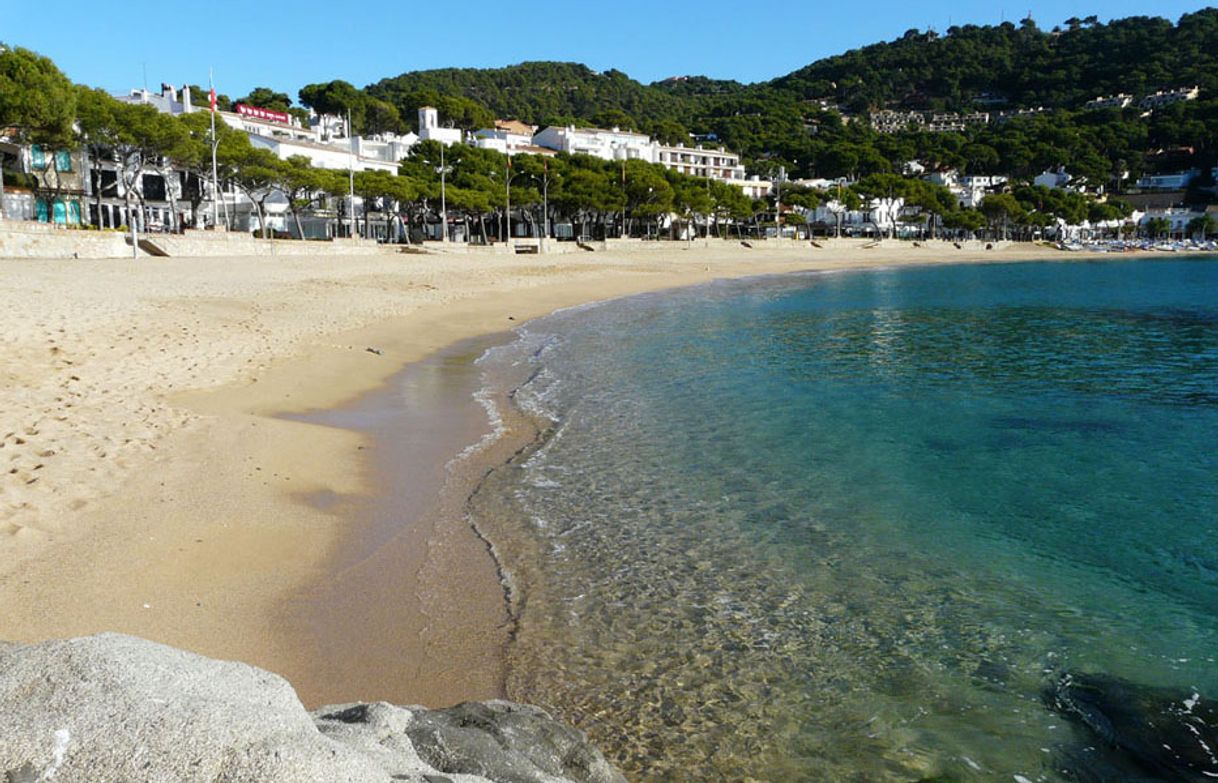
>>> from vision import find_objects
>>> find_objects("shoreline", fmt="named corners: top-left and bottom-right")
top-left (0, 240), bottom-right (1205, 708)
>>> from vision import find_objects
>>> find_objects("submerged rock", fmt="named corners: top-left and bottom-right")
top-left (0, 633), bottom-right (624, 783)
top-left (1044, 671), bottom-right (1218, 782)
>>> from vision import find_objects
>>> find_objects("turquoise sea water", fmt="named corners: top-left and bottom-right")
top-left (471, 258), bottom-right (1218, 781)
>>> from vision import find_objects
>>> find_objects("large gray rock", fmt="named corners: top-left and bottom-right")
top-left (0, 633), bottom-right (625, 783)
top-left (318, 701), bottom-right (626, 783)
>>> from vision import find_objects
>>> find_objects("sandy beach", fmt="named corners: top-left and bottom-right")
top-left (0, 238), bottom-right (1164, 708)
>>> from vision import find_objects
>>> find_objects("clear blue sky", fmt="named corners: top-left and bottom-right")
top-left (5, 1), bottom-right (1210, 102)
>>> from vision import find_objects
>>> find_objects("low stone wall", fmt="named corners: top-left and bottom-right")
top-left (151, 231), bottom-right (387, 258)
top-left (0, 222), bottom-right (391, 259)
top-left (2, 220), bottom-right (1015, 260)
top-left (0, 221), bottom-right (132, 259)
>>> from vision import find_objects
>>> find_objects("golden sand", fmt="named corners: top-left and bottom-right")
top-left (0, 239), bottom-right (1166, 706)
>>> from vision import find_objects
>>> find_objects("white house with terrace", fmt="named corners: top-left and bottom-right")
top-left (531, 125), bottom-right (769, 196)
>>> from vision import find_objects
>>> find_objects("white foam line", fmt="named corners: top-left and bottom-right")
top-left (446, 383), bottom-right (506, 469)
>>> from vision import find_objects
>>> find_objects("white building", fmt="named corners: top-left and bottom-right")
top-left (926, 169), bottom-right (959, 187)
top-left (417, 107), bottom-right (463, 146)
top-left (1139, 87), bottom-right (1200, 110)
top-left (531, 124), bottom-right (765, 194)
top-left (1139, 207), bottom-right (1207, 235)
top-left (927, 112), bottom-right (989, 133)
top-left (473, 120), bottom-right (536, 155)
top-left (1084, 94), bottom-right (1133, 110)
top-left (352, 132), bottom-right (419, 165)
top-left (217, 104), bottom-right (318, 143)
top-left (805, 197), bottom-right (907, 235)
top-left (733, 176), bottom-right (772, 199)
top-left (532, 125), bottom-right (655, 161)
top-left (1033, 169), bottom-right (1073, 190)
top-left (1136, 169), bottom-right (1199, 190)
top-left (655, 143), bottom-right (747, 180)
top-left (790, 177), bottom-right (845, 190)
top-left (869, 111), bottom-right (925, 134)
top-left (247, 135), bottom-right (398, 173)
top-left (959, 175), bottom-right (1007, 188)
top-left (115, 83), bottom-right (198, 115)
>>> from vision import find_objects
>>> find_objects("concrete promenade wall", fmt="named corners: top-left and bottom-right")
top-left (0, 221), bottom-right (133, 259)
top-left (151, 231), bottom-right (385, 257)
top-left (2, 220), bottom-right (1013, 260)
top-left (0, 222), bottom-right (389, 259)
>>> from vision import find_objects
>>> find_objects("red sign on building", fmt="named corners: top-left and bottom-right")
top-left (236, 103), bottom-right (291, 125)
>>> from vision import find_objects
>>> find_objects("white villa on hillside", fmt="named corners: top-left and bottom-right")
top-left (115, 83), bottom-right (200, 115)
top-left (474, 120), bottom-right (536, 155)
top-left (1084, 94), bottom-right (1133, 110)
top-left (532, 125), bottom-right (655, 160)
top-left (655, 143), bottom-right (746, 180)
top-left (417, 107), bottom-right (463, 146)
top-left (532, 124), bottom-right (768, 195)
top-left (247, 135), bottom-right (398, 173)
top-left (1139, 87), bottom-right (1200, 110)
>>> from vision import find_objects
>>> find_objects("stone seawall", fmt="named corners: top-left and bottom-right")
top-left (0, 222), bottom-right (390, 259)
top-left (0, 221), bottom-right (132, 259)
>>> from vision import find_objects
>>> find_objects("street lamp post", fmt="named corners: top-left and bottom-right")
top-left (773, 164), bottom-right (785, 240)
top-left (347, 109), bottom-right (356, 239)
top-left (542, 174), bottom-right (548, 251)
top-left (438, 144), bottom-right (448, 243)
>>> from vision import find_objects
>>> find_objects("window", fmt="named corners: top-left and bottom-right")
top-left (52, 200), bottom-right (67, 224)
top-left (55, 150), bottom-right (72, 172)
top-left (68, 200), bottom-right (81, 224)
top-left (35, 199), bottom-right (49, 222)
top-left (30, 145), bottom-right (46, 170)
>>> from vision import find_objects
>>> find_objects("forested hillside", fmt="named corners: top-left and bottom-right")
top-left (768, 10), bottom-right (1218, 111)
top-left (343, 10), bottom-right (1218, 186)
top-left (367, 62), bottom-right (687, 132)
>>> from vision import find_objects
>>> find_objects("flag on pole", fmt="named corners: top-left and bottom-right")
top-left (209, 87), bottom-right (216, 112)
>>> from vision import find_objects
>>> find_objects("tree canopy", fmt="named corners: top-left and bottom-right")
top-left (0, 44), bottom-right (77, 146)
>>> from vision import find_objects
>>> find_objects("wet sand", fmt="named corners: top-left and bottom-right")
top-left (0, 240), bottom-right (1185, 707)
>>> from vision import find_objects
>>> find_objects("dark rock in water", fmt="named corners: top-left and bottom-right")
top-left (0, 633), bottom-right (624, 783)
top-left (971, 658), bottom-right (1011, 690)
top-left (401, 701), bottom-right (625, 783)
top-left (1045, 672), bottom-right (1218, 782)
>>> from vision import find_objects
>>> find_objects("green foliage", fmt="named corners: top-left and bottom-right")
top-left (0, 44), bottom-right (77, 146)
top-left (236, 87), bottom-right (292, 112)
top-left (298, 80), bottom-right (366, 128)
top-left (1188, 213), bottom-right (1216, 238)
top-left (367, 62), bottom-right (686, 130)
top-left (769, 10), bottom-right (1218, 111)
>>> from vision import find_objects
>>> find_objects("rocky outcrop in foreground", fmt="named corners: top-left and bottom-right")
top-left (0, 633), bottom-right (625, 783)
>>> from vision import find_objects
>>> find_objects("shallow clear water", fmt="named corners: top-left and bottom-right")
top-left (471, 258), bottom-right (1218, 781)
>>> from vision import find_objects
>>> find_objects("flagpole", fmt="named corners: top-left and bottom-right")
top-left (208, 69), bottom-right (220, 230)
top-left (347, 109), bottom-right (356, 239)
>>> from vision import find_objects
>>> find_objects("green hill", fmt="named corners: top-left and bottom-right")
top-left (366, 61), bottom-right (688, 130)
top-left (769, 10), bottom-right (1218, 112)
top-left (344, 10), bottom-right (1218, 186)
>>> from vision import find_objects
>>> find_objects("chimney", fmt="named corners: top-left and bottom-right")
top-left (181, 84), bottom-right (193, 113)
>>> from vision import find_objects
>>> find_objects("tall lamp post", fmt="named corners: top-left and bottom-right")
top-left (347, 109), bottom-right (356, 239)
top-left (504, 157), bottom-right (527, 244)
top-left (773, 164), bottom-right (786, 240)
top-left (437, 144), bottom-right (448, 243)
top-left (539, 161), bottom-right (552, 252)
